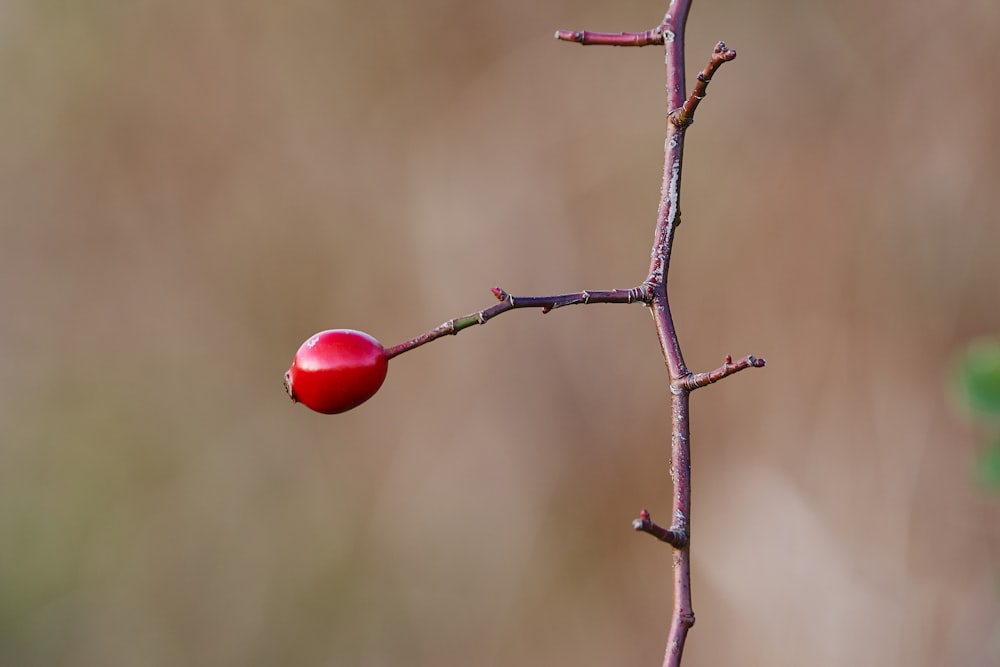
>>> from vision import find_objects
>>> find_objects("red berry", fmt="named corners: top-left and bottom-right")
top-left (284, 329), bottom-right (388, 414)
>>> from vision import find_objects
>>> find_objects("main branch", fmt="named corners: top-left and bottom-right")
top-left (558, 3), bottom-right (760, 666)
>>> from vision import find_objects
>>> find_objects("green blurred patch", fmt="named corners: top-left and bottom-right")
top-left (957, 340), bottom-right (1000, 417)
top-left (955, 339), bottom-right (1000, 489)
top-left (976, 437), bottom-right (1000, 488)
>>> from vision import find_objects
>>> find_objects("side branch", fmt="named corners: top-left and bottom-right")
top-left (669, 41), bottom-right (737, 128)
top-left (554, 28), bottom-right (664, 46)
top-left (633, 508), bottom-right (687, 548)
top-left (384, 286), bottom-right (650, 360)
top-left (675, 354), bottom-right (766, 391)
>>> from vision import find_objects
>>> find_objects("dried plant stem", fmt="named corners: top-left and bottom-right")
top-left (387, 2), bottom-right (762, 665)
top-left (557, 3), bottom-right (752, 666)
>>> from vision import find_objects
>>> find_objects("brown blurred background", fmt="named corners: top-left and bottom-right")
top-left (2, 0), bottom-right (999, 665)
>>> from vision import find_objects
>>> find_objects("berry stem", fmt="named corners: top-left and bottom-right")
top-left (384, 286), bottom-right (650, 360)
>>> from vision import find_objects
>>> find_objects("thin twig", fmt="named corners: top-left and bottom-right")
top-left (554, 28), bottom-right (665, 46)
top-left (669, 41), bottom-right (737, 128)
top-left (677, 354), bottom-right (766, 391)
